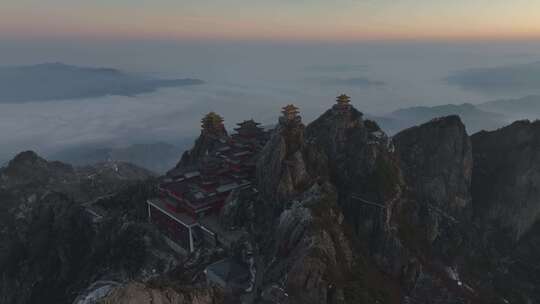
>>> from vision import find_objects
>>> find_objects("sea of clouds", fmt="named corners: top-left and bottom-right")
top-left (1, 39), bottom-right (540, 163)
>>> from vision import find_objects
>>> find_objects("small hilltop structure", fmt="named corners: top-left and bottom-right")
top-left (201, 112), bottom-right (227, 138)
top-left (279, 104), bottom-right (302, 126)
top-left (333, 94), bottom-right (352, 113)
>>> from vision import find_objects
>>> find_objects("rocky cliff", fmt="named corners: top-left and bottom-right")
top-left (253, 103), bottom-right (406, 303)
top-left (0, 152), bottom-right (175, 304)
top-left (460, 120), bottom-right (540, 303)
top-left (255, 103), bottom-right (540, 303)
top-left (302, 104), bottom-right (411, 288)
top-left (394, 116), bottom-right (472, 261)
top-left (472, 120), bottom-right (540, 240)
top-left (261, 184), bottom-right (353, 303)
top-left (0, 151), bottom-right (153, 206)
top-left (172, 112), bottom-right (229, 170)
top-left (256, 112), bottom-right (323, 205)
top-left (4, 102), bottom-right (540, 304)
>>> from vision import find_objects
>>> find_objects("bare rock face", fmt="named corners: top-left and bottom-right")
top-left (263, 184), bottom-right (355, 304)
top-left (394, 115), bottom-right (472, 220)
top-left (100, 282), bottom-right (220, 304)
top-left (393, 116), bottom-right (472, 260)
top-left (219, 188), bottom-right (257, 230)
top-left (305, 106), bottom-right (402, 248)
top-left (256, 116), bottom-right (323, 204)
top-left (471, 120), bottom-right (540, 240)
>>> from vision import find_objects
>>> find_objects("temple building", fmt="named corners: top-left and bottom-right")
top-left (201, 112), bottom-right (227, 138)
top-left (333, 94), bottom-right (352, 113)
top-left (234, 119), bottom-right (264, 139)
top-left (147, 114), bottom-right (269, 253)
top-left (279, 104), bottom-right (302, 126)
top-left (232, 119), bottom-right (269, 150)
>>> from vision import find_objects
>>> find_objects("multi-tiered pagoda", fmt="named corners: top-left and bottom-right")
top-left (234, 119), bottom-right (264, 139)
top-left (280, 104), bottom-right (302, 126)
top-left (333, 94), bottom-right (352, 113)
top-left (201, 112), bottom-right (227, 138)
top-left (232, 119), bottom-right (269, 150)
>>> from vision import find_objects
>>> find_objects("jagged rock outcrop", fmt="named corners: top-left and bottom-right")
top-left (0, 152), bottom-right (174, 304)
top-left (1, 151), bottom-right (74, 187)
top-left (256, 107), bottom-right (324, 204)
top-left (262, 184), bottom-right (353, 304)
top-left (393, 116), bottom-right (472, 260)
top-left (305, 102), bottom-right (403, 258)
top-left (6, 101), bottom-right (540, 304)
top-left (449, 120), bottom-right (540, 303)
top-left (172, 112), bottom-right (229, 170)
top-left (254, 104), bottom-right (388, 303)
top-left (303, 108), bottom-right (479, 301)
top-left (99, 282), bottom-right (221, 304)
top-left (471, 120), bottom-right (540, 240)
top-left (0, 151), bottom-right (154, 207)
top-left (394, 116), bottom-right (472, 221)
top-left (219, 188), bottom-right (258, 230)
top-left (261, 183), bottom-right (402, 304)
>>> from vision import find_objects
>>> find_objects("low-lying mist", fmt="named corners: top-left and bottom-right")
top-left (1, 39), bottom-right (540, 167)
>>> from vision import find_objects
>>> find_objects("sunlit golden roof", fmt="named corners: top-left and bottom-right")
top-left (336, 94), bottom-right (351, 105)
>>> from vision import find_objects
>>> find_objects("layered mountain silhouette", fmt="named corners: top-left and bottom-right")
top-left (0, 63), bottom-right (204, 103)
top-left (373, 96), bottom-right (540, 135)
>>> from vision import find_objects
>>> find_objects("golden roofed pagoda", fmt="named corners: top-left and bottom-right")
top-left (337, 94), bottom-right (351, 105)
top-left (201, 112), bottom-right (226, 136)
top-left (333, 94), bottom-right (352, 113)
top-left (282, 104), bottom-right (300, 121)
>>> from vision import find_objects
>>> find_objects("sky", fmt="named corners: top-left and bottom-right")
top-left (1, 0), bottom-right (540, 41)
top-left (1, 1), bottom-right (540, 165)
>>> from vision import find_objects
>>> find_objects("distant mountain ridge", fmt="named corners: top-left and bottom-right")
top-left (445, 61), bottom-right (540, 93)
top-left (371, 103), bottom-right (506, 135)
top-left (0, 62), bottom-right (204, 103)
top-left (479, 95), bottom-right (540, 119)
top-left (50, 142), bottom-right (186, 174)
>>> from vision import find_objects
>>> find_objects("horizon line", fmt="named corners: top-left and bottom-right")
top-left (2, 31), bottom-right (540, 45)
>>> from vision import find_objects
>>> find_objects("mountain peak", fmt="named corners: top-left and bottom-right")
top-left (8, 150), bottom-right (46, 168)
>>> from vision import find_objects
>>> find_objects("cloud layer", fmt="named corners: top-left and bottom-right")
top-left (446, 62), bottom-right (540, 94)
top-left (0, 63), bottom-right (203, 103)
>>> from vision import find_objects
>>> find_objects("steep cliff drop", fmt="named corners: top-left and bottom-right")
top-left (394, 116), bottom-right (473, 261)
top-left (254, 99), bottom-right (400, 303)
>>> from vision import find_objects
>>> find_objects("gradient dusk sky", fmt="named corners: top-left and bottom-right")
top-left (2, 0), bottom-right (540, 41)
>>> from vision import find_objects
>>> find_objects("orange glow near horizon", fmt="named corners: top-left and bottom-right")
top-left (1, 1), bottom-right (540, 42)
